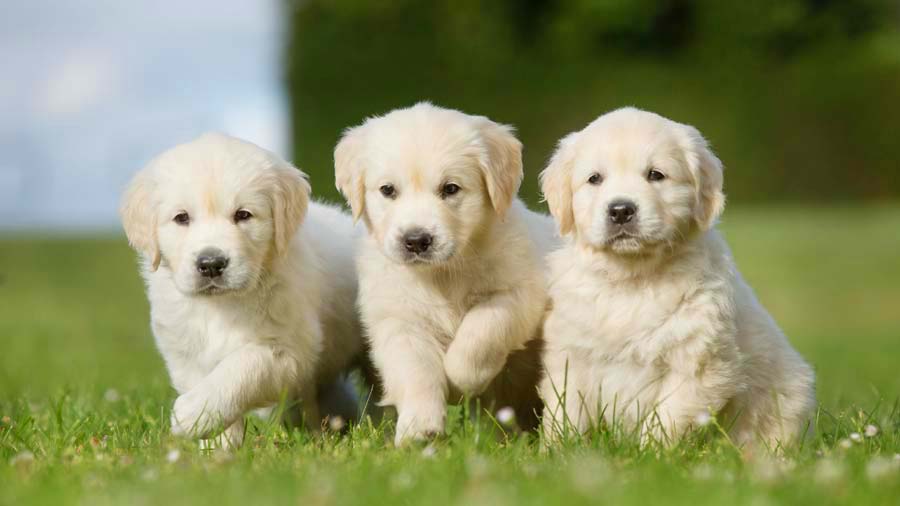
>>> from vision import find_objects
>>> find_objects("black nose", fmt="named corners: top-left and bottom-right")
top-left (403, 230), bottom-right (433, 254)
top-left (196, 249), bottom-right (229, 278)
top-left (608, 200), bottom-right (637, 225)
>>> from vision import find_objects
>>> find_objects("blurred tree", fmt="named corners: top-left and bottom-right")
top-left (285, 0), bottom-right (900, 206)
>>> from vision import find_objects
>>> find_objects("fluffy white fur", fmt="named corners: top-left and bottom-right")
top-left (335, 103), bottom-right (557, 445)
top-left (121, 133), bottom-right (363, 448)
top-left (539, 108), bottom-right (816, 448)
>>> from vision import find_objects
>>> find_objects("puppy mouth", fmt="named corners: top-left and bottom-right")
top-left (602, 229), bottom-right (650, 254)
top-left (605, 229), bottom-right (641, 244)
top-left (399, 252), bottom-right (442, 265)
top-left (197, 285), bottom-right (228, 296)
top-left (195, 280), bottom-right (237, 296)
top-left (394, 245), bottom-right (455, 266)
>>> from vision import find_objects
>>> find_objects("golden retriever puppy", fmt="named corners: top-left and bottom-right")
top-left (335, 103), bottom-right (557, 445)
top-left (121, 133), bottom-right (363, 448)
top-left (539, 108), bottom-right (816, 448)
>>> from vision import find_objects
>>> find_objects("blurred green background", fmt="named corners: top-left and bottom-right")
top-left (286, 0), bottom-right (900, 206)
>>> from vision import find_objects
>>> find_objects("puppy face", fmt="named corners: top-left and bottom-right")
top-left (541, 108), bottom-right (724, 256)
top-left (121, 133), bottom-right (310, 295)
top-left (335, 103), bottom-right (522, 266)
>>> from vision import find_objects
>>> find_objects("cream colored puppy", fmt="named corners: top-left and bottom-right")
top-left (335, 103), bottom-right (557, 445)
top-left (122, 133), bottom-right (362, 448)
top-left (539, 108), bottom-right (816, 448)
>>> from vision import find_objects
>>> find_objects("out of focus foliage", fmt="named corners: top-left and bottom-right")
top-left (285, 0), bottom-right (900, 206)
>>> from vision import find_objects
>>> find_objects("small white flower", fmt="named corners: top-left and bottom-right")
top-left (328, 416), bottom-right (346, 432)
top-left (166, 449), bottom-right (181, 463)
top-left (10, 451), bottom-right (34, 467)
top-left (103, 389), bottom-right (121, 403)
top-left (692, 463), bottom-right (715, 481)
top-left (864, 424), bottom-right (878, 437)
top-left (140, 468), bottom-right (159, 482)
top-left (849, 432), bottom-right (862, 443)
top-left (390, 472), bottom-right (414, 491)
top-left (865, 457), bottom-right (899, 481)
top-left (466, 455), bottom-right (490, 479)
top-left (496, 407), bottom-right (516, 427)
top-left (838, 438), bottom-right (852, 449)
top-left (694, 411), bottom-right (712, 427)
top-left (814, 459), bottom-right (844, 484)
top-left (421, 444), bottom-right (437, 458)
top-left (569, 455), bottom-right (608, 492)
top-left (750, 457), bottom-right (790, 484)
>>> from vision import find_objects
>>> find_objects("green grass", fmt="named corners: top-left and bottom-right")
top-left (1, 204), bottom-right (899, 505)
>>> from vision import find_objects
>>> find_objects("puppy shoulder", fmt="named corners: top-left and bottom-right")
top-left (690, 230), bottom-right (740, 298)
top-left (492, 201), bottom-right (556, 271)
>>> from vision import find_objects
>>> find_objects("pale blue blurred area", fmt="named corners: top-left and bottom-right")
top-left (0, 0), bottom-right (289, 231)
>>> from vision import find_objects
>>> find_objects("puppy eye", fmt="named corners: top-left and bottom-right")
top-left (587, 173), bottom-right (603, 185)
top-left (173, 212), bottom-right (190, 226)
top-left (379, 184), bottom-right (396, 199)
top-left (647, 169), bottom-right (666, 182)
top-left (234, 209), bottom-right (253, 223)
top-left (440, 183), bottom-right (461, 198)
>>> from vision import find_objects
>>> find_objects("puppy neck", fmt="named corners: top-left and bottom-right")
top-left (574, 229), bottom-right (708, 283)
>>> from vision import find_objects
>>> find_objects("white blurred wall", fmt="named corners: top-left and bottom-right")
top-left (0, 0), bottom-right (290, 230)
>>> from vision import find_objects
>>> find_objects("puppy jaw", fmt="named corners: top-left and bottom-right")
top-left (335, 103), bottom-right (522, 268)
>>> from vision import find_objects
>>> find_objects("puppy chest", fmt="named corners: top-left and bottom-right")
top-left (593, 360), bottom-right (666, 412)
top-left (589, 288), bottom-right (683, 341)
top-left (153, 310), bottom-right (259, 376)
top-left (549, 280), bottom-right (695, 369)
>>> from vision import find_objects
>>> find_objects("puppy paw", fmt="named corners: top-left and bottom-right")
top-left (171, 391), bottom-right (223, 438)
top-left (394, 407), bottom-right (446, 446)
top-left (201, 420), bottom-right (244, 450)
top-left (443, 343), bottom-right (501, 397)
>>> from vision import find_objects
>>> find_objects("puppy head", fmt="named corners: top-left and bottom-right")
top-left (335, 102), bottom-right (522, 266)
top-left (540, 107), bottom-right (725, 256)
top-left (121, 133), bottom-right (310, 295)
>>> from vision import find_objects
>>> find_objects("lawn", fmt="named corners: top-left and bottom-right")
top-left (1, 204), bottom-right (899, 505)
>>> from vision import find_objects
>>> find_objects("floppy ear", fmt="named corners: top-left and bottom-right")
top-left (120, 171), bottom-right (161, 271)
top-left (473, 117), bottom-right (523, 217)
top-left (680, 125), bottom-right (725, 231)
top-left (334, 126), bottom-right (367, 223)
top-left (271, 163), bottom-right (311, 256)
top-left (540, 132), bottom-right (579, 235)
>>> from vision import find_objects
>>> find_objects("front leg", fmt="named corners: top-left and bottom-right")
top-left (298, 381), bottom-right (322, 433)
top-left (642, 355), bottom-right (742, 446)
top-left (444, 286), bottom-right (544, 398)
top-left (171, 342), bottom-right (307, 439)
top-left (540, 343), bottom-right (598, 442)
top-left (369, 318), bottom-right (448, 446)
top-left (199, 418), bottom-right (245, 451)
